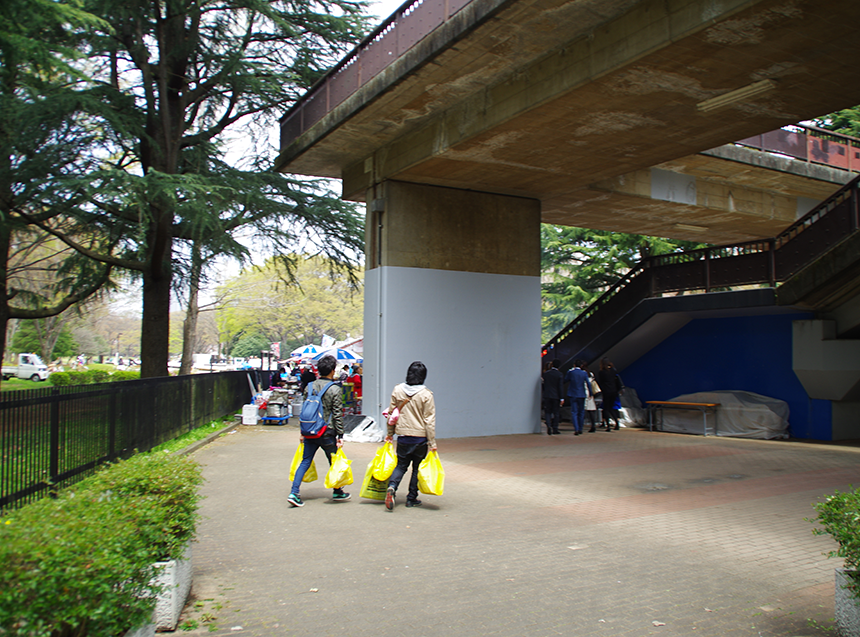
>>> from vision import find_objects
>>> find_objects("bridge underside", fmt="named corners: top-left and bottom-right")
top-left (276, 0), bottom-right (860, 441)
top-left (278, 0), bottom-right (860, 244)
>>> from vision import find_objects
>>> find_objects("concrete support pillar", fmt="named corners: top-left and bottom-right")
top-left (363, 181), bottom-right (542, 439)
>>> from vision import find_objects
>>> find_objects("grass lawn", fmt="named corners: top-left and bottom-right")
top-left (0, 377), bottom-right (47, 392)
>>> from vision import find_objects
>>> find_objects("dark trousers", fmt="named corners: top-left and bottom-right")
top-left (570, 397), bottom-right (586, 433)
top-left (602, 396), bottom-right (619, 426)
top-left (291, 435), bottom-right (345, 495)
top-left (388, 439), bottom-right (428, 502)
top-left (543, 398), bottom-right (561, 433)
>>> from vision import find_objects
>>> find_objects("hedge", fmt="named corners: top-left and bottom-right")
top-left (49, 370), bottom-right (141, 386)
top-left (0, 454), bottom-right (203, 636)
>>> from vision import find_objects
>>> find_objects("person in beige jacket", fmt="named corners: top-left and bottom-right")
top-left (384, 361), bottom-right (437, 511)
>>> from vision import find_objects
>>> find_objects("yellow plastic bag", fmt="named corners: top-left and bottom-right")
top-left (359, 462), bottom-right (388, 501)
top-left (289, 442), bottom-right (318, 483)
top-left (417, 450), bottom-right (444, 496)
top-left (324, 448), bottom-right (354, 489)
top-left (371, 441), bottom-right (397, 482)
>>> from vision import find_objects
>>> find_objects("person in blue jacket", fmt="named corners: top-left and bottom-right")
top-left (564, 359), bottom-right (592, 436)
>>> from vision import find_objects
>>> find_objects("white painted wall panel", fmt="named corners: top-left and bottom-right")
top-left (364, 266), bottom-right (542, 439)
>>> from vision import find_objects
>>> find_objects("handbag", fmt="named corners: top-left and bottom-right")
top-left (371, 441), bottom-right (398, 482)
top-left (383, 393), bottom-right (415, 426)
top-left (417, 450), bottom-right (445, 496)
top-left (591, 378), bottom-right (601, 395)
top-left (359, 462), bottom-right (388, 501)
top-left (289, 442), bottom-right (318, 483)
top-left (324, 448), bottom-right (353, 489)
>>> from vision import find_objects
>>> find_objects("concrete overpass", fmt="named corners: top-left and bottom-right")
top-left (276, 0), bottom-right (860, 439)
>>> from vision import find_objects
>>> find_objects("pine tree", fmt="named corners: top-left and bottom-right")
top-left (0, 0), bottom-right (115, 373)
top-left (33, 0), bottom-right (370, 377)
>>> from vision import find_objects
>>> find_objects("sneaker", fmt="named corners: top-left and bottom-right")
top-left (332, 492), bottom-right (351, 501)
top-left (287, 493), bottom-right (304, 507)
top-left (385, 487), bottom-right (395, 512)
top-left (405, 499), bottom-right (422, 508)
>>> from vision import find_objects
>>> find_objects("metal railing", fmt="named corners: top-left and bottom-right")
top-left (0, 371), bottom-right (259, 511)
top-left (736, 124), bottom-right (860, 173)
top-left (543, 174), bottom-right (860, 364)
top-left (280, 0), bottom-right (474, 146)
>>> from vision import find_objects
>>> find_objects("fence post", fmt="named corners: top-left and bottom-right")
top-left (49, 388), bottom-right (60, 496)
top-left (705, 250), bottom-right (711, 293)
top-left (852, 184), bottom-right (859, 232)
top-left (108, 383), bottom-right (117, 460)
top-left (768, 239), bottom-right (776, 286)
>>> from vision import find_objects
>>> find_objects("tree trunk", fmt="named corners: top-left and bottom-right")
top-left (178, 245), bottom-right (202, 376)
top-left (139, 213), bottom-right (173, 379)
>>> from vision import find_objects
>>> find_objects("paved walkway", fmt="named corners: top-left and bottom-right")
top-left (179, 424), bottom-right (860, 636)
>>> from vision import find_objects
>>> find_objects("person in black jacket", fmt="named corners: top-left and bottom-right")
top-left (596, 358), bottom-right (624, 430)
top-left (299, 366), bottom-right (317, 393)
top-left (542, 359), bottom-right (564, 435)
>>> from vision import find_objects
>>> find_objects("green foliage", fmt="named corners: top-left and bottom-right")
top-left (80, 454), bottom-right (203, 561)
top-left (47, 371), bottom-right (71, 386)
top-left (49, 369), bottom-right (140, 386)
top-left (814, 106), bottom-right (860, 138)
top-left (110, 370), bottom-right (140, 382)
top-left (540, 224), bottom-right (708, 342)
top-left (84, 369), bottom-right (110, 384)
top-left (231, 333), bottom-right (272, 358)
top-left (811, 487), bottom-right (860, 599)
top-left (10, 320), bottom-right (78, 360)
top-left (218, 255), bottom-right (363, 355)
top-left (0, 453), bottom-right (203, 636)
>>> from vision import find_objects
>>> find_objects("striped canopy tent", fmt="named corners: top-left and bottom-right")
top-left (311, 348), bottom-right (360, 362)
top-left (290, 344), bottom-right (321, 359)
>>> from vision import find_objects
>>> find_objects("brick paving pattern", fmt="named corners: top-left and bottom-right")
top-left (180, 426), bottom-right (860, 636)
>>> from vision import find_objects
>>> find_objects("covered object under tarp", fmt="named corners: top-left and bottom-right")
top-left (657, 391), bottom-right (790, 439)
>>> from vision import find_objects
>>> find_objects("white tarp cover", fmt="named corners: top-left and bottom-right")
top-left (659, 391), bottom-right (789, 439)
top-left (343, 416), bottom-right (385, 443)
top-left (618, 387), bottom-right (647, 428)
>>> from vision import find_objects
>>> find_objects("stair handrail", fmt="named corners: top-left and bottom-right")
top-left (543, 174), bottom-right (860, 356)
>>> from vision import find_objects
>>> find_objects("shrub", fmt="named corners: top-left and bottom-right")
top-left (48, 371), bottom-right (71, 386)
top-left (0, 454), bottom-right (203, 636)
top-left (66, 371), bottom-right (90, 385)
top-left (81, 454), bottom-right (203, 561)
top-left (111, 370), bottom-right (141, 382)
top-left (85, 369), bottom-right (111, 384)
top-left (811, 486), bottom-right (860, 599)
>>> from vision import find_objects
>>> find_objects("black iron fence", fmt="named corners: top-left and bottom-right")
top-left (543, 174), bottom-right (860, 366)
top-left (0, 371), bottom-right (260, 511)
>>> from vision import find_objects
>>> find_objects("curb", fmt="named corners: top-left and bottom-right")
top-left (173, 419), bottom-right (243, 457)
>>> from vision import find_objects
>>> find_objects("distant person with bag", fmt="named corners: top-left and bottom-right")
top-left (583, 363), bottom-right (600, 432)
top-left (384, 361), bottom-right (436, 512)
top-left (596, 358), bottom-right (624, 430)
top-left (288, 355), bottom-right (350, 507)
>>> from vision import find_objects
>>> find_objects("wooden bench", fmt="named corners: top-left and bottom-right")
top-left (646, 401), bottom-right (720, 436)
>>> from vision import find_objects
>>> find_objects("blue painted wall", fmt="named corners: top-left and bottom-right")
top-left (620, 313), bottom-right (833, 440)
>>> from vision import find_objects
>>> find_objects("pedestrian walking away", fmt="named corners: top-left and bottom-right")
top-left (564, 359), bottom-right (592, 435)
top-left (288, 355), bottom-right (351, 507)
top-left (542, 359), bottom-right (563, 435)
top-left (596, 358), bottom-right (624, 430)
top-left (384, 361), bottom-right (437, 512)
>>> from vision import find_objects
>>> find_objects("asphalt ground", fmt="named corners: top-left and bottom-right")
top-left (177, 421), bottom-right (860, 636)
